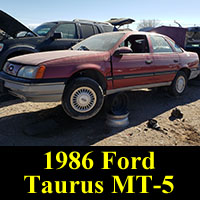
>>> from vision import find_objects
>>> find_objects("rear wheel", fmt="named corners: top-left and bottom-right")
top-left (169, 71), bottom-right (187, 96)
top-left (62, 77), bottom-right (104, 120)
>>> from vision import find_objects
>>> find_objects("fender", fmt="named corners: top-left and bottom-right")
top-left (5, 45), bottom-right (38, 58)
top-left (68, 64), bottom-right (107, 91)
top-left (75, 63), bottom-right (102, 71)
top-left (73, 63), bottom-right (106, 79)
top-left (73, 63), bottom-right (107, 77)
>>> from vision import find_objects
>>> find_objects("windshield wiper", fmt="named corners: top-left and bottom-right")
top-left (77, 45), bottom-right (90, 51)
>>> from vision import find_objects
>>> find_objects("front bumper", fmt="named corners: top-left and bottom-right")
top-left (0, 71), bottom-right (66, 102)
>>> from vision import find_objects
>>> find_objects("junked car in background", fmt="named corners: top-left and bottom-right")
top-left (185, 27), bottom-right (200, 59)
top-left (0, 31), bottom-right (199, 120)
top-left (0, 10), bottom-right (117, 71)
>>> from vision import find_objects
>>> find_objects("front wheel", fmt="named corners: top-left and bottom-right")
top-left (62, 77), bottom-right (104, 120)
top-left (169, 71), bottom-right (187, 96)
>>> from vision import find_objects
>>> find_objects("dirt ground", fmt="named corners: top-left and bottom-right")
top-left (0, 82), bottom-right (200, 146)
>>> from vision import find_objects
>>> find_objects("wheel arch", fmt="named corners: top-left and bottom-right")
top-left (5, 45), bottom-right (38, 60)
top-left (178, 67), bottom-right (191, 79)
top-left (67, 68), bottom-right (107, 94)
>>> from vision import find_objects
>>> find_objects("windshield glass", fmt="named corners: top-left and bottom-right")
top-left (72, 32), bottom-right (125, 51)
top-left (33, 22), bottom-right (56, 36)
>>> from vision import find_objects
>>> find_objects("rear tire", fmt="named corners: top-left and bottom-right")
top-left (169, 71), bottom-right (187, 96)
top-left (62, 77), bottom-right (104, 120)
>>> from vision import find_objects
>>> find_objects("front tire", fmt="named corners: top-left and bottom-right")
top-left (62, 77), bottom-right (104, 120)
top-left (169, 71), bottom-right (187, 96)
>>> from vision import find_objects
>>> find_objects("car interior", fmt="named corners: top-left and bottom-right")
top-left (120, 35), bottom-right (150, 53)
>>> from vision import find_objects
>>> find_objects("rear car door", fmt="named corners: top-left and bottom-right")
top-left (149, 35), bottom-right (180, 83)
top-left (112, 34), bottom-right (155, 89)
top-left (47, 23), bottom-right (81, 50)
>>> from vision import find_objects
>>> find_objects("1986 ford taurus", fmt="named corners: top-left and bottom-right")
top-left (0, 31), bottom-right (199, 120)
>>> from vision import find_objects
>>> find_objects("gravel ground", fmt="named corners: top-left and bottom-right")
top-left (0, 83), bottom-right (200, 146)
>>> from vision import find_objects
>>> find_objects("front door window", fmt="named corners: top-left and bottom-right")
top-left (54, 23), bottom-right (78, 39)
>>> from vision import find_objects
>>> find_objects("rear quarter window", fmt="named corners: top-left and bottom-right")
top-left (167, 39), bottom-right (183, 53)
top-left (102, 25), bottom-right (114, 32)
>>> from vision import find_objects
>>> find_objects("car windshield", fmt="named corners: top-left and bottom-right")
top-left (33, 22), bottom-right (56, 36)
top-left (72, 32), bottom-right (125, 51)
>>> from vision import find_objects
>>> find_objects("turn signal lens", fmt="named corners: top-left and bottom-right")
top-left (36, 65), bottom-right (46, 79)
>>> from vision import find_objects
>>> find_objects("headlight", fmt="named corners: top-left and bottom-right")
top-left (17, 65), bottom-right (46, 79)
top-left (0, 43), bottom-right (4, 52)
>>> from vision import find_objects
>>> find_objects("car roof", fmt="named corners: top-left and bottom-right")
top-left (116, 30), bottom-right (168, 37)
top-left (86, 30), bottom-right (167, 37)
top-left (40, 20), bottom-right (113, 26)
top-left (73, 19), bottom-right (112, 26)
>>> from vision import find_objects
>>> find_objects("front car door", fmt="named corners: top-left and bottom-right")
top-left (112, 34), bottom-right (155, 89)
top-left (47, 23), bottom-right (81, 50)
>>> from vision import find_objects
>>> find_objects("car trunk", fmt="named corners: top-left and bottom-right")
top-left (107, 18), bottom-right (135, 28)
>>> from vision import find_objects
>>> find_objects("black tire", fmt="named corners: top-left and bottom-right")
top-left (62, 77), bottom-right (104, 120)
top-left (105, 92), bottom-right (129, 115)
top-left (169, 71), bottom-right (187, 96)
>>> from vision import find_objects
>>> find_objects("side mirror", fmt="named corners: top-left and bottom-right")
top-left (51, 32), bottom-right (62, 39)
top-left (114, 47), bottom-right (133, 56)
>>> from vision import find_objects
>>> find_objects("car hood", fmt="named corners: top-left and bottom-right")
top-left (0, 10), bottom-right (37, 38)
top-left (8, 50), bottom-right (110, 65)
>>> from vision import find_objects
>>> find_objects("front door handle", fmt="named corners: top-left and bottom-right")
top-left (174, 59), bottom-right (179, 63)
top-left (145, 60), bottom-right (153, 64)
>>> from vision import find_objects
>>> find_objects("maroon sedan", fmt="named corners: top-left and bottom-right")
top-left (0, 31), bottom-right (199, 120)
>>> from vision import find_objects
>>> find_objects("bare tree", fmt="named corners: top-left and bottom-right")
top-left (137, 19), bottom-right (161, 30)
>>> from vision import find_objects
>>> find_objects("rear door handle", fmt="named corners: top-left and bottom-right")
top-left (174, 60), bottom-right (179, 63)
top-left (145, 60), bottom-right (153, 64)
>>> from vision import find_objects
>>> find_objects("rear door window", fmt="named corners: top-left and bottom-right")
top-left (80, 24), bottom-right (95, 38)
top-left (150, 35), bottom-right (173, 53)
top-left (54, 23), bottom-right (78, 39)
